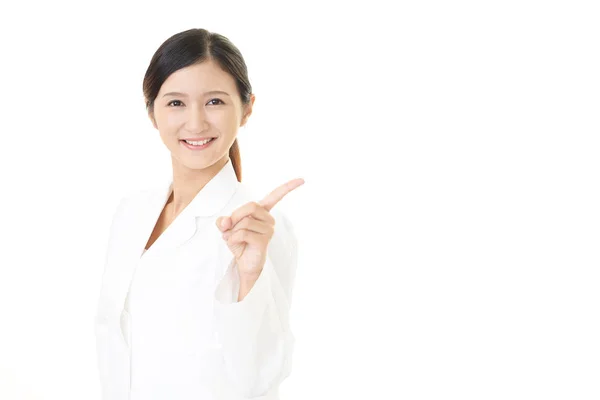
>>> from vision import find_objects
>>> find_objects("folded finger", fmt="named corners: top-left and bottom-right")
top-left (227, 216), bottom-right (270, 235)
top-left (226, 229), bottom-right (268, 247)
top-left (228, 201), bottom-right (274, 228)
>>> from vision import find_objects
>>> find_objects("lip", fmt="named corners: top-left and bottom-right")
top-left (181, 137), bottom-right (216, 141)
top-left (180, 137), bottom-right (217, 150)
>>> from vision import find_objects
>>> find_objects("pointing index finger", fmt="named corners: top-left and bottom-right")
top-left (259, 178), bottom-right (305, 211)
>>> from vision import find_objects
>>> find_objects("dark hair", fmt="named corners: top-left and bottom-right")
top-left (143, 28), bottom-right (253, 182)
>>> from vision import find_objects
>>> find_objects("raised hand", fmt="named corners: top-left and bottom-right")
top-left (216, 178), bottom-right (304, 277)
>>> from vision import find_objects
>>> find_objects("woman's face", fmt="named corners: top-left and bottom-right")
top-left (150, 60), bottom-right (253, 171)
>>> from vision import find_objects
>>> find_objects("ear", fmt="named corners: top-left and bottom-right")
top-left (148, 111), bottom-right (158, 130)
top-left (240, 94), bottom-right (256, 127)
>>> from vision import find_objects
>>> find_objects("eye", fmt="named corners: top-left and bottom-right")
top-left (207, 98), bottom-right (225, 106)
top-left (167, 100), bottom-right (183, 107)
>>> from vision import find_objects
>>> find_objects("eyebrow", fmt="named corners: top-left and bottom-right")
top-left (162, 90), bottom-right (230, 98)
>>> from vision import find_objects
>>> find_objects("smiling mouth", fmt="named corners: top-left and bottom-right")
top-left (180, 137), bottom-right (217, 149)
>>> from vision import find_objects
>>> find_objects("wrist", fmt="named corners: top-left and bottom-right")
top-left (237, 269), bottom-right (262, 301)
top-left (239, 270), bottom-right (261, 286)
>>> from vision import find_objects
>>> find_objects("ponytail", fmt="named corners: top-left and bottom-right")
top-left (229, 138), bottom-right (242, 182)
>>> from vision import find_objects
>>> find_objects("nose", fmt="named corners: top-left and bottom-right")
top-left (185, 104), bottom-right (210, 133)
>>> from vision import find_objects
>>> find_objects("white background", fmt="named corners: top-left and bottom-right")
top-left (0, 1), bottom-right (598, 399)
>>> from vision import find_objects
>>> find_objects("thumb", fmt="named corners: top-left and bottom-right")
top-left (216, 216), bottom-right (230, 231)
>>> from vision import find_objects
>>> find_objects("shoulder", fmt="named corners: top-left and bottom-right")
top-left (109, 183), bottom-right (167, 224)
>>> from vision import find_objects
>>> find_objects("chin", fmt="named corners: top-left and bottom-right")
top-left (180, 159), bottom-right (217, 171)
top-left (178, 154), bottom-right (228, 171)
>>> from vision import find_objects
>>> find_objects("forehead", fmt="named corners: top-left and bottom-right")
top-left (159, 60), bottom-right (237, 95)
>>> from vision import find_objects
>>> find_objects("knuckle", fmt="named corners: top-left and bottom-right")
top-left (239, 219), bottom-right (251, 231)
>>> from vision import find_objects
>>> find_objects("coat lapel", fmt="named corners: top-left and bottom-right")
top-left (110, 183), bottom-right (172, 318)
top-left (113, 158), bottom-right (240, 315)
top-left (146, 158), bottom-right (240, 252)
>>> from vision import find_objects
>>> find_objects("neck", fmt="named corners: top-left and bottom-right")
top-left (168, 156), bottom-right (229, 217)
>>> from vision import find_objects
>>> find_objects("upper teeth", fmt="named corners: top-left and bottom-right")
top-left (185, 138), bottom-right (213, 145)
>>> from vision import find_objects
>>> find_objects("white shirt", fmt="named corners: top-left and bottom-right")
top-left (94, 159), bottom-right (298, 400)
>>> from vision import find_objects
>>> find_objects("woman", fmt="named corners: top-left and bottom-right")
top-left (94, 28), bottom-right (304, 400)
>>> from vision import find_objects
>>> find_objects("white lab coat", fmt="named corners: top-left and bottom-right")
top-left (94, 159), bottom-right (298, 400)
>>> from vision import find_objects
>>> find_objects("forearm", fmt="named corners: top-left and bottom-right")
top-left (237, 270), bottom-right (261, 301)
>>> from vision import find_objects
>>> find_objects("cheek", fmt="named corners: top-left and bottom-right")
top-left (210, 110), bottom-right (240, 132)
top-left (165, 112), bottom-right (184, 129)
top-left (153, 109), bottom-right (176, 131)
top-left (155, 113), bottom-right (180, 145)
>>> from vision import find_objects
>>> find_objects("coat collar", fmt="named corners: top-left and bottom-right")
top-left (137, 158), bottom-right (240, 256)
top-left (160, 158), bottom-right (240, 218)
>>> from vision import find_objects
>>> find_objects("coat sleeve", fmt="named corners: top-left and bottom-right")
top-left (213, 209), bottom-right (298, 398)
top-left (94, 196), bottom-right (129, 397)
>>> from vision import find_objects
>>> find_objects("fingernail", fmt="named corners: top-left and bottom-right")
top-left (221, 219), bottom-right (227, 228)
